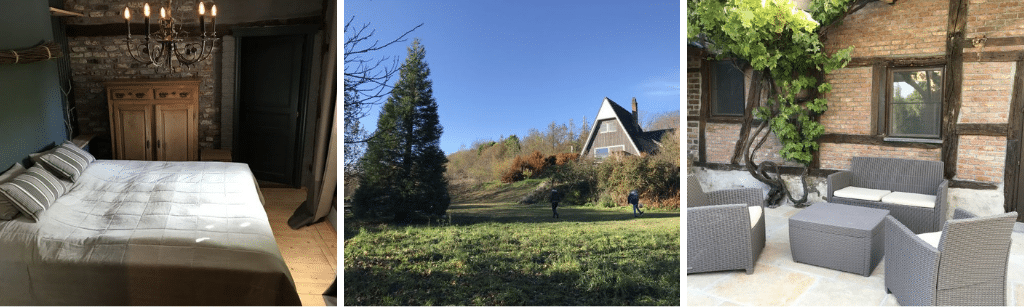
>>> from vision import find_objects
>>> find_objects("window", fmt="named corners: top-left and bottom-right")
top-left (887, 67), bottom-right (943, 139)
top-left (594, 145), bottom-right (625, 159)
top-left (599, 121), bottom-right (617, 133)
top-left (710, 60), bottom-right (746, 117)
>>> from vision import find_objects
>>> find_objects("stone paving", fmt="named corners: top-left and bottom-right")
top-left (687, 202), bottom-right (1024, 306)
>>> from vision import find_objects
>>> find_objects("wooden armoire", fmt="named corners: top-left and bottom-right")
top-left (105, 78), bottom-right (200, 161)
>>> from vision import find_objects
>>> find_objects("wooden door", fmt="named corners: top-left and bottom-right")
top-left (155, 104), bottom-right (196, 161)
top-left (235, 29), bottom-right (312, 186)
top-left (113, 104), bottom-right (153, 161)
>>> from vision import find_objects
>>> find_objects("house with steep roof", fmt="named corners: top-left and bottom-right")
top-left (579, 97), bottom-right (670, 159)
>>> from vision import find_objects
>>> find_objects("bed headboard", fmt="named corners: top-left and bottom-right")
top-left (0, 1), bottom-right (67, 172)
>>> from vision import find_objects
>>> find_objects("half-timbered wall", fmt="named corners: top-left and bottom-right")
top-left (689, 0), bottom-right (1024, 219)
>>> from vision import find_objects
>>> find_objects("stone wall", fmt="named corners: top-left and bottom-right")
top-left (64, 0), bottom-right (223, 150)
top-left (61, 0), bottom-right (323, 152)
top-left (67, 36), bottom-right (221, 149)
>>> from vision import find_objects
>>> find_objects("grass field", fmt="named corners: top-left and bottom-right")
top-left (343, 202), bottom-right (680, 305)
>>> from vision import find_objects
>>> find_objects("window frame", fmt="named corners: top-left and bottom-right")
top-left (599, 121), bottom-right (618, 133)
top-left (882, 65), bottom-right (945, 141)
top-left (594, 145), bottom-right (625, 159)
top-left (709, 58), bottom-right (748, 118)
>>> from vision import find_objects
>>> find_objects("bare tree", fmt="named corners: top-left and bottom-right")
top-left (344, 16), bottom-right (422, 170)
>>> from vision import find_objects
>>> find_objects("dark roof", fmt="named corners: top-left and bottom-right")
top-left (637, 129), bottom-right (673, 154)
top-left (604, 97), bottom-right (643, 140)
top-left (603, 97), bottom-right (672, 155)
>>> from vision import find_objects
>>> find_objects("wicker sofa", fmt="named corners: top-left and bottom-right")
top-left (687, 175), bottom-right (765, 274)
top-left (827, 157), bottom-right (949, 234)
top-left (884, 212), bottom-right (1018, 306)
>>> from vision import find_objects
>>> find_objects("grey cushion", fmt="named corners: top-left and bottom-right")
top-left (36, 141), bottom-right (95, 182)
top-left (0, 165), bottom-right (68, 222)
top-left (0, 163), bottom-right (26, 220)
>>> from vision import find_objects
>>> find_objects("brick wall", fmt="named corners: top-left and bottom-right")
top-left (819, 143), bottom-right (941, 170)
top-left (687, 49), bottom-right (702, 161)
top-left (956, 135), bottom-right (1007, 183)
top-left (705, 123), bottom-right (737, 164)
top-left (823, 0), bottom-right (947, 58)
top-left (959, 62), bottom-right (1014, 124)
top-left (704, 122), bottom-right (797, 166)
top-left (966, 0), bottom-right (1024, 53)
top-left (820, 67), bottom-right (873, 135)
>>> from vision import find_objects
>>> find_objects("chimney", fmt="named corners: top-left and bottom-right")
top-left (631, 97), bottom-right (639, 130)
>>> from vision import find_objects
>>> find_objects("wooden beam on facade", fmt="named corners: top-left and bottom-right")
top-left (698, 52), bottom-right (710, 164)
top-left (846, 55), bottom-right (946, 68)
top-left (1004, 60), bottom-right (1024, 217)
top-left (962, 50), bottom-right (1024, 62)
top-left (950, 180), bottom-right (999, 190)
top-left (955, 123), bottom-right (1008, 136)
top-left (818, 134), bottom-right (943, 150)
top-left (965, 36), bottom-right (1024, 48)
top-left (940, 0), bottom-right (969, 180)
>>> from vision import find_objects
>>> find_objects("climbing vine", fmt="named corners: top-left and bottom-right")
top-left (689, 0), bottom-right (862, 207)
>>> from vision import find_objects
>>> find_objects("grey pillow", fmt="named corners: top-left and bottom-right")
top-left (0, 165), bottom-right (68, 222)
top-left (37, 141), bottom-right (95, 182)
top-left (0, 163), bottom-right (26, 220)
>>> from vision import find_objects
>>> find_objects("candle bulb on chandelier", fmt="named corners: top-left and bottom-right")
top-left (198, 2), bottom-right (206, 35)
top-left (144, 3), bottom-right (150, 38)
top-left (124, 7), bottom-right (130, 37)
top-left (160, 7), bottom-right (166, 20)
top-left (211, 5), bottom-right (217, 34)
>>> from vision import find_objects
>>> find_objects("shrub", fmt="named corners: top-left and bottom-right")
top-left (500, 156), bottom-right (527, 183)
top-left (501, 151), bottom-right (578, 183)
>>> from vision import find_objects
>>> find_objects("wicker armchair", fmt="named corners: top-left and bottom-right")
top-left (687, 175), bottom-right (765, 274)
top-left (827, 157), bottom-right (949, 233)
top-left (884, 212), bottom-right (1018, 306)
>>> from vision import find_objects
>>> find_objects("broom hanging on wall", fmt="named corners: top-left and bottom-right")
top-left (0, 41), bottom-right (62, 65)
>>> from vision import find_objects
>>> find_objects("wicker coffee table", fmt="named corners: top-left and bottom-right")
top-left (789, 202), bottom-right (890, 276)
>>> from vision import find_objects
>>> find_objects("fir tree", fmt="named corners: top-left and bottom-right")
top-left (352, 39), bottom-right (449, 222)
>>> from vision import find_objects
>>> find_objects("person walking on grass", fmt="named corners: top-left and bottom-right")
top-left (629, 189), bottom-right (643, 217)
top-left (549, 188), bottom-right (562, 218)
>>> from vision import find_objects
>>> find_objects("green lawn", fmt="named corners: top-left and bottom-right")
top-left (344, 203), bottom-right (680, 305)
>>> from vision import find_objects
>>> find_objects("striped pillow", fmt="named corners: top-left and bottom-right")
top-left (0, 165), bottom-right (68, 222)
top-left (37, 141), bottom-right (95, 182)
top-left (0, 163), bottom-right (27, 220)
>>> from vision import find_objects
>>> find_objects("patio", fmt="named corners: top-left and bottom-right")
top-left (687, 202), bottom-right (1024, 306)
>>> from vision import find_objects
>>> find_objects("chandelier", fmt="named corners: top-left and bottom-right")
top-left (123, 0), bottom-right (218, 70)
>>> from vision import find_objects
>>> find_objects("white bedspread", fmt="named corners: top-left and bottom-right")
top-left (0, 160), bottom-right (301, 305)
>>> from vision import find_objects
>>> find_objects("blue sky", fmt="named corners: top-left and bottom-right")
top-left (344, 0), bottom-right (681, 154)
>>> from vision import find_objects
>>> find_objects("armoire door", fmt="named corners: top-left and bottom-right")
top-left (113, 104), bottom-right (153, 161)
top-left (155, 104), bottom-right (196, 161)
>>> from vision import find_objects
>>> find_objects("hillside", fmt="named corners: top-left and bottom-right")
top-left (448, 178), bottom-right (547, 204)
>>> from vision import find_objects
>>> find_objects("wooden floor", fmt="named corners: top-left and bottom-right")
top-left (261, 187), bottom-right (338, 306)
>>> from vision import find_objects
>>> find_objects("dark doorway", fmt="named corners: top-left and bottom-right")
top-left (234, 25), bottom-right (317, 187)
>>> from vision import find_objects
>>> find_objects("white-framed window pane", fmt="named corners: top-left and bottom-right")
top-left (596, 148), bottom-right (609, 158)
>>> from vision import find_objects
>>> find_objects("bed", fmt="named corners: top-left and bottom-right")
top-left (0, 156), bottom-right (302, 305)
